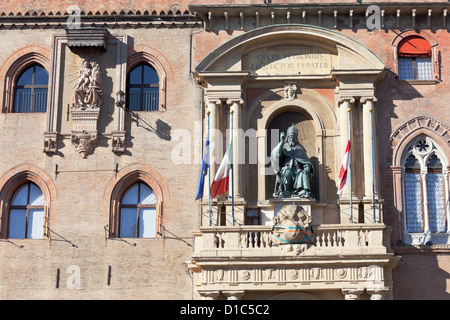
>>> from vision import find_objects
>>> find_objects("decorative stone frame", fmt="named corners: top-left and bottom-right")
top-left (0, 47), bottom-right (51, 113)
top-left (0, 164), bottom-right (56, 239)
top-left (391, 30), bottom-right (439, 82)
top-left (105, 164), bottom-right (169, 239)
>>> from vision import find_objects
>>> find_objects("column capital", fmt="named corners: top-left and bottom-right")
top-left (206, 98), bottom-right (222, 105)
top-left (338, 96), bottom-right (355, 105)
top-left (366, 287), bottom-right (389, 300)
top-left (360, 96), bottom-right (378, 104)
top-left (226, 98), bottom-right (244, 106)
top-left (198, 290), bottom-right (221, 300)
top-left (222, 290), bottom-right (245, 300)
top-left (342, 288), bottom-right (364, 300)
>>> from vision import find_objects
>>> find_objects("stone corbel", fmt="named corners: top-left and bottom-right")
top-left (70, 109), bottom-right (101, 158)
top-left (43, 132), bottom-right (58, 154)
top-left (111, 131), bottom-right (126, 154)
top-left (71, 130), bottom-right (98, 159)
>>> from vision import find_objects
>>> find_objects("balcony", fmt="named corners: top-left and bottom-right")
top-left (189, 223), bottom-right (400, 300)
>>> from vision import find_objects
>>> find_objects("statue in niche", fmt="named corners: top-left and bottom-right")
top-left (71, 58), bottom-right (103, 110)
top-left (271, 124), bottom-right (314, 198)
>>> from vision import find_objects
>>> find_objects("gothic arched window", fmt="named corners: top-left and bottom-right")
top-left (402, 136), bottom-right (448, 241)
top-left (119, 182), bottom-right (157, 238)
top-left (8, 182), bottom-right (45, 239)
top-left (13, 63), bottom-right (48, 113)
top-left (126, 63), bottom-right (160, 111)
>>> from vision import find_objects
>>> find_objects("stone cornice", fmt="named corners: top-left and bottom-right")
top-left (190, 2), bottom-right (450, 31)
top-left (0, 11), bottom-right (200, 30)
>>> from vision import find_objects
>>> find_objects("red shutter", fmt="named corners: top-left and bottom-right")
top-left (398, 36), bottom-right (431, 57)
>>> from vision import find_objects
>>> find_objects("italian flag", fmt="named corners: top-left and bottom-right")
top-left (337, 140), bottom-right (351, 195)
top-left (210, 141), bottom-right (233, 199)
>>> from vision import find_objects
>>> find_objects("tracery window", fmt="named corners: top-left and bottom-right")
top-left (402, 136), bottom-right (448, 238)
top-left (13, 63), bottom-right (48, 113)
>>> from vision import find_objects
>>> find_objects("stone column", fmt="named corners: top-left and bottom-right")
top-left (361, 97), bottom-right (380, 223)
top-left (421, 167), bottom-right (430, 233)
top-left (227, 99), bottom-right (244, 199)
top-left (338, 97), bottom-right (355, 199)
top-left (206, 99), bottom-right (221, 195)
top-left (361, 97), bottom-right (379, 200)
top-left (444, 170), bottom-right (450, 233)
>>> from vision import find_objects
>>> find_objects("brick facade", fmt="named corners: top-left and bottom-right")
top-left (0, 1), bottom-right (449, 300)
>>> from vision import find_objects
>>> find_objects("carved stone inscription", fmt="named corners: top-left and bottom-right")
top-left (249, 46), bottom-right (332, 76)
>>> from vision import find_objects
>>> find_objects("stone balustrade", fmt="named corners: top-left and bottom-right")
top-left (193, 223), bottom-right (392, 258)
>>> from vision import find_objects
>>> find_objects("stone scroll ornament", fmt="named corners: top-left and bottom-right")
top-left (271, 124), bottom-right (314, 198)
top-left (272, 205), bottom-right (314, 246)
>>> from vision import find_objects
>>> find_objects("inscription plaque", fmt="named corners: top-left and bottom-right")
top-left (249, 46), bottom-right (332, 76)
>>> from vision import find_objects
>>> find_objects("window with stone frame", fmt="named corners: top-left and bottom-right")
top-left (126, 63), bottom-right (160, 111)
top-left (397, 36), bottom-right (433, 81)
top-left (8, 182), bottom-right (45, 239)
top-left (13, 63), bottom-right (48, 113)
top-left (402, 136), bottom-right (448, 239)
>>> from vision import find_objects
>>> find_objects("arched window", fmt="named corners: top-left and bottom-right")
top-left (397, 36), bottom-right (433, 80)
top-left (8, 182), bottom-right (45, 239)
top-left (402, 136), bottom-right (448, 237)
top-left (119, 182), bottom-right (157, 238)
top-left (126, 63), bottom-right (159, 111)
top-left (13, 63), bottom-right (48, 113)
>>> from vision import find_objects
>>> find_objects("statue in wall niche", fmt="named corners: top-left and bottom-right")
top-left (271, 124), bottom-right (314, 198)
top-left (272, 205), bottom-right (313, 253)
top-left (71, 58), bottom-right (103, 110)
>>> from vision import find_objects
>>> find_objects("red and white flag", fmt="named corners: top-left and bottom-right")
top-left (337, 140), bottom-right (351, 195)
top-left (210, 141), bottom-right (233, 199)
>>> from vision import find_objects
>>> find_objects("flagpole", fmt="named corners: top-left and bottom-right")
top-left (230, 109), bottom-right (235, 226)
top-left (370, 107), bottom-right (376, 223)
top-left (207, 110), bottom-right (212, 226)
top-left (348, 106), bottom-right (353, 223)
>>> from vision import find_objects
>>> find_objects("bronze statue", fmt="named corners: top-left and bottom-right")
top-left (271, 124), bottom-right (314, 198)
